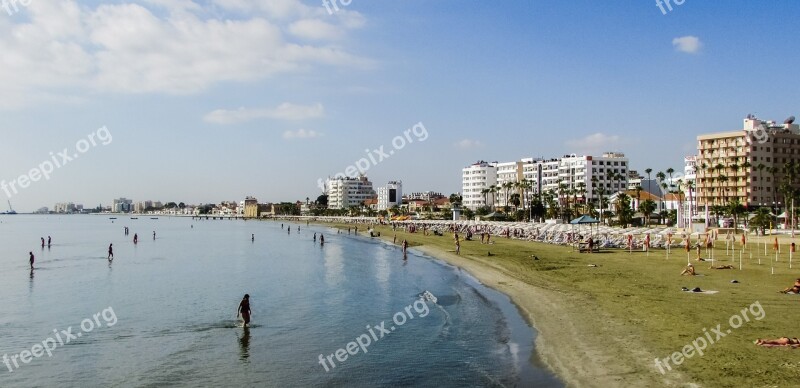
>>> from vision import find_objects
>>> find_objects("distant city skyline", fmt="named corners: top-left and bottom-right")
top-left (2, 0), bottom-right (799, 212)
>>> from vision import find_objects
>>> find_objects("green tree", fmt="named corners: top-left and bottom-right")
top-left (726, 199), bottom-right (746, 232)
top-left (638, 199), bottom-right (657, 225)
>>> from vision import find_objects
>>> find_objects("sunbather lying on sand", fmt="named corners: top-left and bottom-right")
top-left (709, 265), bottom-right (734, 269)
top-left (755, 337), bottom-right (800, 348)
top-left (680, 264), bottom-right (696, 276)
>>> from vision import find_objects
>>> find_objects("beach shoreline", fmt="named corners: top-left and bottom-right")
top-left (407, 244), bottom-right (683, 388)
top-left (334, 224), bottom-right (694, 388)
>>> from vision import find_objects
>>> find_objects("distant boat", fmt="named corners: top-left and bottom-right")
top-left (109, 217), bottom-right (117, 220)
top-left (150, 217), bottom-right (159, 220)
top-left (1, 200), bottom-right (17, 215)
top-left (130, 217), bottom-right (139, 220)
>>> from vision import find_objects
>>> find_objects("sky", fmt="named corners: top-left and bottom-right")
top-left (1, 0), bottom-right (800, 212)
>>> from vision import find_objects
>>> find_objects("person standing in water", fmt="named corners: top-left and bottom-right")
top-left (153, 231), bottom-right (156, 240)
top-left (320, 234), bottom-right (324, 245)
top-left (29, 252), bottom-right (34, 269)
top-left (40, 237), bottom-right (44, 248)
top-left (108, 244), bottom-right (114, 260)
top-left (313, 233), bottom-right (317, 242)
top-left (133, 233), bottom-right (138, 244)
top-left (251, 233), bottom-right (254, 242)
top-left (47, 236), bottom-right (51, 247)
top-left (237, 294), bottom-right (251, 327)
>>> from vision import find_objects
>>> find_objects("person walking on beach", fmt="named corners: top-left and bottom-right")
top-left (133, 233), bottom-right (138, 244)
top-left (153, 231), bottom-right (156, 240)
top-left (402, 239), bottom-right (408, 254)
top-left (40, 237), bottom-right (45, 248)
top-left (237, 294), bottom-right (251, 327)
top-left (108, 244), bottom-right (114, 261)
top-left (47, 236), bottom-right (51, 247)
top-left (455, 240), bottom-right (461, 255)
top-left (251, 233), bottom-right (255, 242)
top-left (29, 251), bottom-right (34, 269)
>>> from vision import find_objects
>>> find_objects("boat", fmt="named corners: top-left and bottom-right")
top-left (150, 217), bottom-right (159, 220)
top-left (421, 290), bottom-right (438, 304)
top-left (1, 200), bottom-right (17, 215)
top-left (109, 217), bottom-right (117, 220)
top-left (130, 217), bottom-right (139, 220)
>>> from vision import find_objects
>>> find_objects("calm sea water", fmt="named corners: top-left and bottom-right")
top-left (0, 215), bottom-right (561, 387)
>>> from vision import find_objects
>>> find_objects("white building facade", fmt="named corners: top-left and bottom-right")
top-left (461, 161), bottom-right (497, 210)
top-left (377, 181), bottom-right (403, 210)
top-left (325, 176), bottom-right (376, 210)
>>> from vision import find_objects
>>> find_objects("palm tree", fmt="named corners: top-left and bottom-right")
top-left (489, 185), bottom-right (500, 210)
top-left (639, 199), bottom-right (657, 226)
top-left (502, 181), bottom-right (514, 212)
top-left (714, 163), bottom-right (725, 206)
top-left (656, 171), bottom-right (666, 201)
top-left (481, 188), bottom-right (490, 209)
top-left (726, 199), bottom-right (746, 233)
top-left (666, 168), bottom-right (675, 193)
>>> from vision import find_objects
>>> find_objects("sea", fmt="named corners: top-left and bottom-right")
top-left (0, 215), bottom-right (561, 387)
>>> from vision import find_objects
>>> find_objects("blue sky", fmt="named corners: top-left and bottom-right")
top-left (1, 0), bottom-right (799, 211)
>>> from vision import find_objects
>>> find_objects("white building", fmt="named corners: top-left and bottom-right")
top-left (461, 161), bottom-right (497, 210)
top-left (377, 181), bottom-right (403, 210)
top-left (112, 198), bottom-right (133, 213)
top-left (325, 176), bottom-right (376, 209)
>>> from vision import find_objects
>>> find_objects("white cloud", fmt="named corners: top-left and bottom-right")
top-left (672, 36), bottom-right (702, 54)
top-left (564, 132), bottom-right (630, 155)
top-left (283, 128), bottom-right (322, 139)
top-left (289, 19), bottom-right (343, 40)
top-left (454, 139), bottom-right (483, 149)
top-left (0, 0), bottom-right (368, 108)
top-left (204, 103), bottom-right (324, 124)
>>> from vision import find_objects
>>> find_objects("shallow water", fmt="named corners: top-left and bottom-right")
top-left (0, 215), bottom-right (561, 387)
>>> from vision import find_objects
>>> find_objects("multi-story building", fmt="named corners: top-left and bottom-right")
top-left (112, 198), bottom-right (133, 213)
top-left (377, 181), bottom-right (403, 210)
top-left (406, 191), bottom-right (444, 201)
top-left (243, 196), bottom-right (259, 218)
top-left (325, 176), bottom-right (376, 209)
top-left (696, 115), bottom-right (800, 210)
top-left (53, 202), bottom-right (79, 213)
top-left (461, 161), bottom-right (497, 210)
top-left (462, 153), bottom-right (629, 211)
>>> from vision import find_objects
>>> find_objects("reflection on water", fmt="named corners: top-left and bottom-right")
top-left (238, 327), bottom-right (250, 362)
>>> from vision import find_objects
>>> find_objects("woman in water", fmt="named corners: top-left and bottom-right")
top-left (237, 294), bottom-right (251, 327)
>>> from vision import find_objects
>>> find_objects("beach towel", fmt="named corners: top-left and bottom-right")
top-left (681, 287), bottom-right (718, 294)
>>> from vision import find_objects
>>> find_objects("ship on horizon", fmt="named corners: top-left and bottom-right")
top-left (2, 200), bottom-right (17, 215)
